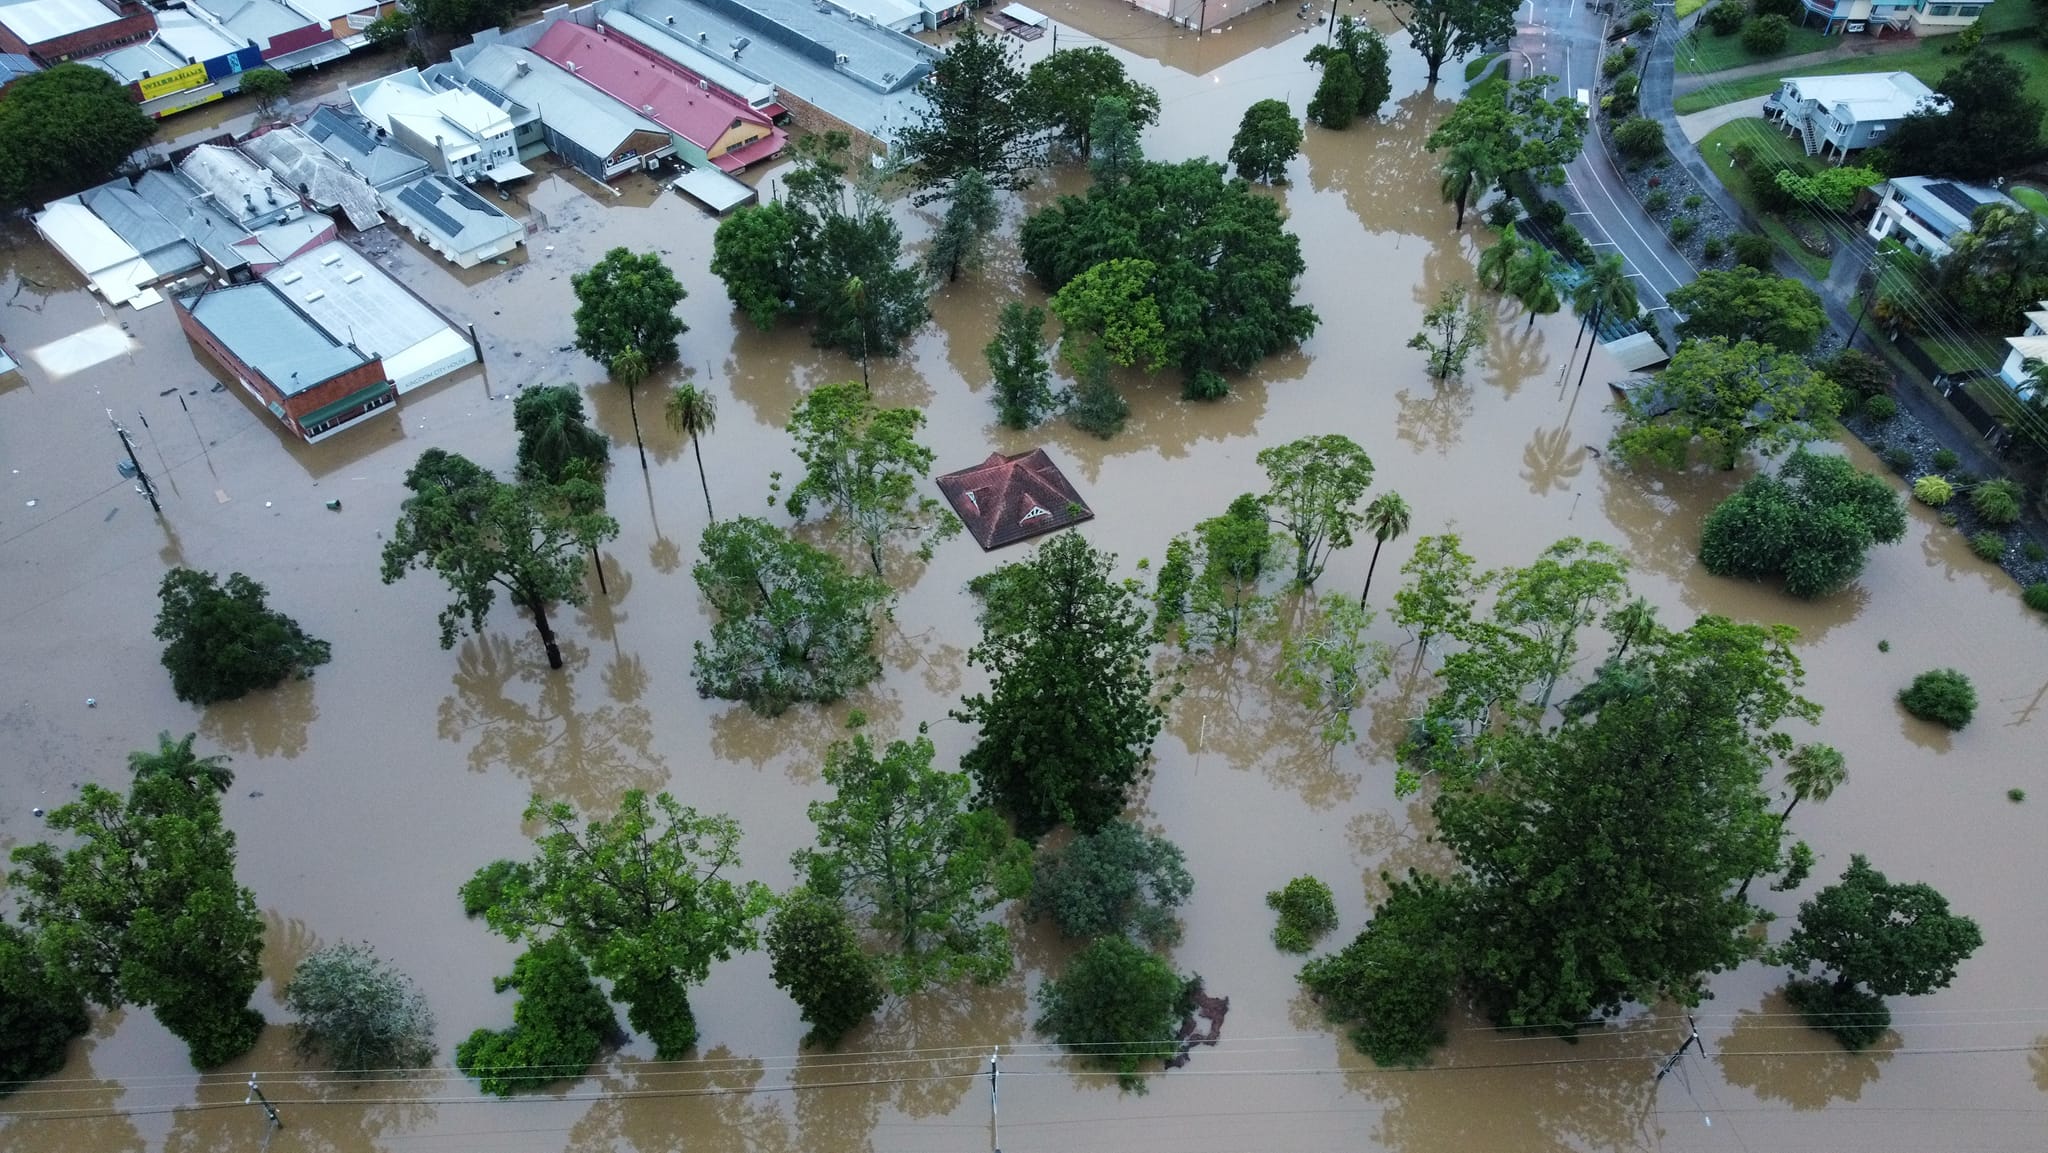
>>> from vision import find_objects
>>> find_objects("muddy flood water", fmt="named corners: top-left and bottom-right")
top-left (2, 8), bottom-right (2045, 1152)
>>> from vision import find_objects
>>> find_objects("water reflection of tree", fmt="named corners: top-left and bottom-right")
top-left (568, 1049), bottom-right (795, 1153)
top-left (2031, 1035), bottom-right (2047, 1091)
top-left (260, 908), bottom-right (324, 999)
top-left (436, 634), bottom-right (665, 811)
top-left (793, 975), bottom-right (1028, 1153)
top-left (1718, 991), bottom-right (1895, 1109)
top-left (1521, 424), bottom-right (1588, 496)
top-left (1168, 640), bottom-right (1361, 810)
top-left (1302, 88), bottom-right (1459, 240)
top-left (1482, 308), bottom-right (1551, 399)
top-left (708, 691), bottom-right (904, 783)
top-left (881, 622), bottom-right (965, 699)
top-left (198, 675), bottom-right (316, 760)
top-left (1596, 466), bottom-right (1740, 582)
top-left (1394, 375), bottom-right (1476, 456)
top-left (0, 1018), bottom-right (145, 1153)
top-left (1347, 799), bottom-right (1455, 906)
top-left (583, 372), bottom-right (686, 467)
top-left (1352, 1015), bottom-right (1668, 1153)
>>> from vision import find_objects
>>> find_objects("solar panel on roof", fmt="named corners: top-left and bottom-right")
top-left (396, 183), bottom-right (465, 239)
top-left (442, 180), bottom-right (498, 217)
top-left (465, 77), bottom-right (514, 108)
top-left (1925, 182), bottom-right (1984, 218)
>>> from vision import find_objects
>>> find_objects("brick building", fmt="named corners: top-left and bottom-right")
top-left (0, 0), bottom-right (154, 64)
top-left (174, 281), bottom-right (395, 442)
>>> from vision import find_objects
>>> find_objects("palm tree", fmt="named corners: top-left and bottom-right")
top-left (664, 383), bottom-right (719, 521)
top-left (1737, 742), bottom-right (1846, 900)
top-left (1439, 137), bottom-right (1501, 230)
top-left (129, 730), bottom-right (233, 794)
top-left (609, 348), bottom-right (651, 471)
top-left (1508, 247), bottom-right (1561, 330)
top-left (1476, 224), bottom-right (1528, 293)
top-left (1571, 254), bottom-right (1640, 390)
top-left (1359, 492), bottom-right (1412, 608)
top-left (844, 275), bottom-right (871, 394)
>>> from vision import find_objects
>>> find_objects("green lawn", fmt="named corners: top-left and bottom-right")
top-left (1695, 121), bottom-right (1841, 279)
top-left (1675, 0), bottom-right (1709, 16)
top-left (1465, 53), bottom-right (1502, 82)
top-left (1675, 23), bottom-right (1833, 75)
top-left (2013, 185), bottom-right (2048, 219)
top-left (1674, 32), bottom-right (2048, 129)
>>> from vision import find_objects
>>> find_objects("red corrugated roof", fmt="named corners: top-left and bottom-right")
top-left (532, 22), bottom-right (784, 154)
top-left (711, 132), bottom-right (784, 172)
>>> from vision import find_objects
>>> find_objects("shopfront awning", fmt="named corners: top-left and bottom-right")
top-left (484, 161), bottom-right (535, 183)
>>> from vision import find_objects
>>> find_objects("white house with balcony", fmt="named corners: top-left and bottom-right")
top-left (1763, 71), bottom-right (1947, 160)
top-left (1796, 0), bottom-right (1993, 36)
top-left (348, 68), bottom-right (523, 183)
top-left (1998, 303), bottom-right (2048, 400)
top-left (1866, 175), bottom-right (2021, 258)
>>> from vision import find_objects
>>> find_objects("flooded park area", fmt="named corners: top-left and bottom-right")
top-left (1, 7), bottom-right (2045, 1152)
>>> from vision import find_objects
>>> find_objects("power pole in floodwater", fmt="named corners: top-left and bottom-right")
top-left (245, 1074), bottom-right (283, 1129)
top-left (1654, 1015), bottom-right (1704, 1084)
top-left (988, 1049), bottom-right (1001, 1153)
top-left (110, 412), bottom-right (161, 515)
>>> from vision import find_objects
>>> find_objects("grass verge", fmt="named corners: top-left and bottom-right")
top-left (1675, 24), bottom-right (1833, 75)
top-left (1695, 121), bottom-right (1833, 278)
top-left (1465, 53), bottom-right (1502, 83)
top-left (2012, 185), bottom-right (2048, 219)
top-left (1673, 33), bottom-right (2048, 128)
top-left (1675, 0), bottom-right (1709, 16)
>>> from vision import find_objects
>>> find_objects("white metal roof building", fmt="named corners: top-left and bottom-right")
top-left (382, 174), bottom-right (525, 267)
top-left (32, 201), bottom-right (156, 306)
top-left (180, 144), bottom-right (306, 230)
top-left (0, 0), bottom-right (126, 44)
top-left (303, 103), bottom-right (432, 189)
top-left (262, 240), bottom-right (476, 392)
top-left (445, 40), bottom-right (675, 180)
top-left (76, 180), bottom-right (202, 280)
top-left (598, 9), bottom-right (777, 111)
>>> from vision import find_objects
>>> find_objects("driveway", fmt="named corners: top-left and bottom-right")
top-left (1675, 95), bottom-right (1765, 143)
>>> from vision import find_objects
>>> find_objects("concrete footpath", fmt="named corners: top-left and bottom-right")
top-left (1676, 95), bottom-right (1766, 143)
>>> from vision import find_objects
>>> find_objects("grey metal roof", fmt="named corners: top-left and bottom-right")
top-left (616, 0), bottom-right (931, 143)
top-left (78, 180), bottom-right (202, 275)
top-left (87, 38), bottom-right (186, 84)
top-left (387, 174), bottom-right (523, 253)
top-left (241, 125), bottom-right (385, 230)
top-left (304, 104), bottom-right (431, 190)
top-left (601, 10), bottom-right (775, 107)
top-left (452, 42), bottom-right (666, 155)
top-left (133, 168), bottom-right (254, 272)
top-left (0, 53), bottom-right (39, 83)
top-left (181, 281), bottom-right (370, 394)
top-left (180, 144), bottom-right (298, 227)
top-left (184, 0), bottom-right (316, 46)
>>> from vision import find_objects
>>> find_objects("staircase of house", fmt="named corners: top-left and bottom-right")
top-left (1796, 112), bottom-right (1819, 156)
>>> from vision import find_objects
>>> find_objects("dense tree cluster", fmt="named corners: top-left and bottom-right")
top-left (455, 939), bottom-right (620, 1096)
top-left (1034, 936), bottom-right (1194, 1091)
top-left (154, 567), bottom-right (331, 704)
top-left (1885, 48), bottom-right (2045, 183)
top-left (1427, 74), bottom-right (1589, 227)
top-left (1021, 158), bottom-right (1318, 399)
top-left (783, 382), bottom-right (957, 575)
top-left (1305, 17), bottom-right (1393, 129)
top-left (1667, 267), bottom-right (1827, 354)
top-left (1028, 820), bottom-right (1193, 947)
top-left (1611, 338), bottom-right (1842, 470)
top-left (1699, 449), bottom-right (1908, 599)
top-left (0, 65), bottom-right (154, 210)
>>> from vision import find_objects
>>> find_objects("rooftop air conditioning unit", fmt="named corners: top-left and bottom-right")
top-left (699, 79), bottom-right (709, 90)
top-left (698, 30), bottom-right (707, 40)
top-left (666, 13), bottom-right (674, 21)
top-left (835, 52), bottom-right (848, 63)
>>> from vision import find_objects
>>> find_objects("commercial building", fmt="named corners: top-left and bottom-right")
top-left (604, 0), bottom-right (934, 151)
top-left (33, 201), bottom-right (161, 306)
top-left (175, 280), bottom-right (395, 442)
top-left (180, 143), bottom-right (306, 230)
top-left (240, 121), bottom-right (387, 230)
top-left (383, 174), bottom-right (526, 267)
top-left (182, 0), bottom-right (339, 71)
top-left (0, 49), bottom-right (38, 92)
top-left (439, 40), bottom-right (675, 181)
top-left (133, 166), bottom-right (334, 278)
top-left (302, 103), bottom-right (432, 189)
top-left (83, 8), bottom-right (263, 117)
top-left (76, 179), bottom-right (203, 279)
top-left (349, 67), bottom-right (524, 182)
top-left (0, 0), bottom-right (153, 65)
top-left (530, 20), bottom-right (783, 172)
top-left (280, 0), bottom-right (397, 45)
top-left (1865, 176), bottom-right (2020, 259)
top-left (598, 7), bottom-right (783, 117)
top-left (262, 241), bottom-right (477, 393)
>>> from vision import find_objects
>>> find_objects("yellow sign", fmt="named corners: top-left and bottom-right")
top-left (138, 61), bottom-right (208, 100)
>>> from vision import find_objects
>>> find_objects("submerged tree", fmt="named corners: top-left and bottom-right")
top-left (0, 923), bottom-right (90, 1093)
top-left (8, 734), bottom-right (264, 1069)
top-left (380, 449), bottom-right (619, 671)
top-left (796, 727), bottom-right (1027, 994)
top-left (0, 65), bottom-right (155, 210)
top-left (1022, 45), bottom-right (1160, 157)
top-left (283, 942), bottom-right (437, 1072)
top-left (1257, 434), bottom-right (1377, 587)
top-left (1699, 449), bottom-right (1907, 599)
top-left (957, 533), bottom-right (1166, 837)
top-left (1778, 855), bottom-right (1983, 1050)
top-left (463, 791), bottom-right (774, 1058)
top-left (154, 567), bottom-right (332, 705)
top-left (784, 381), bottom-right (958, 575)
top-left (1299, 871), bottom-right (1463, 1065)
top-left (1228, 99), bottom-right (1304, 184)
top-left (1028, 820), bottom-right (1193, 946)
top-left (1409, 282), bottom-right (1489, 380)
top-left (766, 887), bottom-right (884, 1049)
top-left (1359, 492), bottom-right (1413, 606)
top-left (1050, 258), bottom-right (1168, 371)
top-left (1305, 16), bottom-right (1393, 126)
top-left (664, 382), bottom-right (719, 521)
top-left (986, 301), bottom-right (1057, 429)
top-left (1065, 337), bottom-right (1130, 438)
top-left (1384, 0), bottom-right (1518, 84)
top-left (690, 516), bottom-right (891, 716)
top-left (1158, 494), bottom-right (1287, 651)
top-left (1276, 595), bottom-right (1391, 746)
top-left (455, 939), bottom-right (620, 1096)
top-left (513, 384), bottom-right (609, 485)
top-left (1035, 936), bottom-right (1192, 1092)
top-left (924, 167), bottom-right (1000, 283)
top-left (572, 247), bottom-right (686, 470)
top-left (1611, 338), bottom-right (1842, 471)
top-left (1087, 95), bottom-right (1146, 185)
top-left (899, 22), bottom-right (1043, 199)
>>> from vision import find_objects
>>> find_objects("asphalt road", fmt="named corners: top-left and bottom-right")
top-left (1513, 0), bottom-right (1694, 323)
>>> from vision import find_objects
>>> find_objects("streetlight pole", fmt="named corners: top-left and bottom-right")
top-left (1848, 249), bottom-right (1887, 347)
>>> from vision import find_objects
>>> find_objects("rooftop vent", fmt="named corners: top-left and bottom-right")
top-left (303, 290), bottom-right (325, 302)
top-left (278, 271), bottom-right (303, 284)
top-left (342, 271), bottom-right (363, 284)
top-left (320, 251), bottom-right (343, 266)
top-left (698, 30), bottom-right (707, 40)
top-left (699, 78), bottom-right (709, 90)
top-left (516, 60), bottom-right (531, 76)
top-left (666, 13), bottom-right (674, 21)
top-left (642, 104), bottom-right (654, 113)
top-left (730, 35), bottom-right (749, 51)
top-left (835, 52), bottom-right (848, 63)
top-left (882, 71), bottom-right (894, 84)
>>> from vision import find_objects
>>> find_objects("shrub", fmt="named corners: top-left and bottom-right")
top-left (1969, 531), bottom-right (2007, 561)
top-left (154, 568), bottom-right (331, 705)
top-left (1029, 821), bottom-right (1194, 947)
top-left (1629, 8), bottom-right (1654, 31)
top-left (1823, 349), bottom-right (1890, 399)
top-left (1644, 188), bottom-right (1670, 212)
top-left (1613, 73), bottom-right (1640, 101)
top-left (283, 943), bottom-right (437, 1072)
top-left (1613, 116), bottom-right (1665, 159)
top-left (1669, 216), bottom-right (1698, 241)
top-left (1970, 478), bottom-right (2022, 526)
top-left (1034, 936), bottom-right (1193, 1092)
top-left (1684, 193), bottom-right (1705, 210)
top-left (2026, 541), bottom-right (2047, 563)
top-left (1899, 668), bottom-right (1976, 730)
top-left (1705, 2), bottom-right (1746, 33)
top-left (1864, 394), bottom-right (1897, 422)
top-left (2010, 788), bottom-right (2028, 803)
top-left (1731, 233), bottom-right (1775, 268)
top-left (1730, 141), bottom-right (1757, 168)
top-left (1699, 449), bottom-right (1908, 599)
top-left (1883, 446), bottom-right (1914, 473)
top-left (1531, 198), bottom-right (1567, 229)
top-left (1299, 874), bottom-right (1461, 1067)
top-left (1930, 448), bottom-right (1960, 472)
top-left (1266, 876), bottom-right (1340, 953)
top-left (455, 940), bottom-right (621, 1097)
top-left (1939, 508), bottom-right (1960, 527)
top-left (1602, 47), bottom-right (1637, 77)
top-left (1786, 976), bottom-right (1891, 1051)
top-left (1912, 475), bottom-right (1953, 506)
top-left (1752, 0), bottom-right (1801, 16)
top-left (1742, 13), bottom-right (1791, 54)
top-left (1555, 221), bottom-right (1596, 264)
top-left (1702, 236), bottom-right (1726, 262)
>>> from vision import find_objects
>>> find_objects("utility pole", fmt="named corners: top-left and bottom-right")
top-left (988, 1049), bottom-right (1001, 1153)
top-left (1654, 1015), bottom-right (1705, 1084)
top-left (111, 412), bottom-right (161, 515)
top-left (1848, 248), bottom-right (1887, 347)
top-left (245, 1074), bottom-right (283, 1129)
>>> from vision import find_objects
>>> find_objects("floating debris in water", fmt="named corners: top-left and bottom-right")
top-left (84, 698), bottom-right (96, 707)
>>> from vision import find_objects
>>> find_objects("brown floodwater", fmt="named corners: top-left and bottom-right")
top-left (3, 13), bottom-right (2045, 1153)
